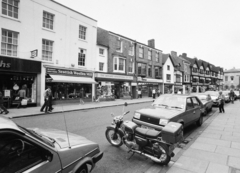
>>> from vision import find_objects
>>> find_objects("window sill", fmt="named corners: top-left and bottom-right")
top-left (42, 60), bottom-right (54, 64)
top-left (113, 70), bottom-right (125, 73)
top-left (1, 15), bottom-right (21, 22)
top-left (99, 54), bottom-right (105, 57)
top-left (42, 27), bottom-right (55, 33)
top-left (78, 38), bottom-right (87, 43)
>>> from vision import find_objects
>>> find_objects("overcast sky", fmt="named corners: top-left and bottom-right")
top-left (56, 0), bottom-right (240, 70)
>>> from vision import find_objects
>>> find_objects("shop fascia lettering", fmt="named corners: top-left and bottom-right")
top-left (0, 60), bottom-right (11, 68)
top-left (47, 68), bottom-right (92, 77)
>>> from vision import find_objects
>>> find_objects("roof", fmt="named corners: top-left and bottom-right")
top-left (171, 55), bottom-right (184, 71)
top-left (224, 68), bottom-right (240, 73)
top-left (97, 27), bottom-right (109, 47)
top-left (162, 54), bottom-right (170, 64)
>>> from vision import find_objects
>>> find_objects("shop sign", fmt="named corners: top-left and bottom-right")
top-left (96, 73), bottom-right (133, 80)
top-left (46, 68), bottom-right (93, 77)
top-left (0, 60), bottom-right (11, 68)
top-left (137, 77), bottom-right (142, 81)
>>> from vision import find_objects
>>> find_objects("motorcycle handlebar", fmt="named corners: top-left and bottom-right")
top-left (123, 111), bottom-right (130, 115)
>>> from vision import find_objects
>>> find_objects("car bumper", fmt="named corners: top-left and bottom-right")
top-left (132, 118), bottom-right (163, 131)
top-left (93, 152), bottom-right (103, 164)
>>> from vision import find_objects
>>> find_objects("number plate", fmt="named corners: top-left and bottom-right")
top-left (141, 125), bottom-right (154, 130)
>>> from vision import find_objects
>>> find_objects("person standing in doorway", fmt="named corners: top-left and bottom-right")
top-left (218, 91), bottom-right (225, 113)
top-left (17, 85), bottom-right (26, 108)
top-left (152, 88), bottom-right (156, 99)
top-left (0, 91), bottom-right (9, 114)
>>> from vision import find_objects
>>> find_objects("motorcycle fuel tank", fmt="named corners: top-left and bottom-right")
top-left (123, 121), bottom-right (137, 134)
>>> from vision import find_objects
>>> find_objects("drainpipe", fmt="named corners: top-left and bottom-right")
top-left (134, 40), bottom-right (137, 98)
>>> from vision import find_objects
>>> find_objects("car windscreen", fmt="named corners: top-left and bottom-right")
top-left (153, 95), bottom-right (185, 110)
top-left (204, 91), bottom-right (219, 96)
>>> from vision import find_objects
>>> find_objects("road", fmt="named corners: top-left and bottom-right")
top-left (13, 103), bottom-right (217, 173)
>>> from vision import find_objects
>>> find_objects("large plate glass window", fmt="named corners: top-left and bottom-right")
top-left (42, 39), bottom-right (53, 61)
top-left (2, 0), bottom-right (19, 19)
top-left (43, 11), bottom-right (54, 30)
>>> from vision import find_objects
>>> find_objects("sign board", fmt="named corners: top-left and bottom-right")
top-left (4, 90), bottom-right (10, 97)
top-left (95, 73), bottom-right (133, 80)
top-left (46, 67), bottom-right (93, 78)
top-left (30, 50), bottom-right (38, 58)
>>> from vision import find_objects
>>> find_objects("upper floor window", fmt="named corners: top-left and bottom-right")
top-left (43, 11), bottom-right (54, 30)
top-left (138, 63), bottom-right (147, 75)
top-left (128, 61), bottom-right (134, 73)
top-left (193, 68), bottom-right (198, 73)
top-left (79, 25), bottom-right (87, 40)
top-left (200, 69), bottom-right (204, 74)
top-left (78, 48), bottom-right (86, 66)
top-left (184, 75), bottom-right (190, 82)
top-left (114, 56), bottom-right (125, 72)
top-left (99, 48), bottom-right (104, 55)
top-left (2, 0), bottom-right (19, 19)
top-left (148, 50), bottom-right (152, 60)
top-left (167, 65), bottom-right (170, 70)
top-left (42, 39), bottom-right (53, 61)
top-left (155, 67), bottom-right (159, 77)
top-left (116, 40), bottom-right (122, 52)
top-left (129, 44), bottom-right (134, 56)
top-left (139, 47), bottom-right (143, 58)
top-left (167, 74), bottom-right (171, 80)
top-left (148, 65), bottom-right (152, 77)
top-left (155, 52), bottom-right (159, 62)
top-left (175, 74), bottom-right (181, 83)
top-left (1, 29), bottom-right (18, 56)
top-left (99, 62), bottom-right (104, 71)
top-left (231, 76), bottom-right (234, 80)
top-left (225, 76), bottom-right (228, 81)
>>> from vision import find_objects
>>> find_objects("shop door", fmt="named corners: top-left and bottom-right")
top-left (132, 86), bottom-right (136, 99)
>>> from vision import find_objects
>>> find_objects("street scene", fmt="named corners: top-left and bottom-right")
top-left (1, 0), bottom-right (240, 173)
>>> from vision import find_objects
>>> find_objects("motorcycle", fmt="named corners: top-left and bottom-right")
top-left (105, 103), bottom-right (183, 166)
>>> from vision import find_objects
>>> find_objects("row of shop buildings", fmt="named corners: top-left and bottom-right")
top-left (0, 0), bottom-right (224, 108)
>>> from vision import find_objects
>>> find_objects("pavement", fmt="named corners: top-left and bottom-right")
top-left (3, 97), bottom-right (240, 173)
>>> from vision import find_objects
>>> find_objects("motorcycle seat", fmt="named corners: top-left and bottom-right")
top-left (135, 127), bottom-right (161, 138)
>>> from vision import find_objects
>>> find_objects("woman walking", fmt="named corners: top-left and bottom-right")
top-left (218, 91), bottom-right (225, 113)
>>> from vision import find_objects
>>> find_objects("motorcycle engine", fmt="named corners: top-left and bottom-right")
top-left (152, 143), bottom-right (162, 157)
top-left (123, 133), bottom-right (139, 150)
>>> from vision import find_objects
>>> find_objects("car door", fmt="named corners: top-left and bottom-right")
top-left (0, 130), bottom-right (62, 173)
top-left (184, 97), bottom-right (195, 126)
top-left (191, 97), bottom-right (202, 120)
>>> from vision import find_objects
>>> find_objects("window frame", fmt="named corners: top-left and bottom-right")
top-left (99, 48), bottom-right (104, 56)
top-left (138, 63), bottom-right (147, 75)
top-left (148, 50), bottom-right (152, 60)
top-left (42, 11), bottom-right (54, 30)
top-left (128, 43), bottom-right (134, 56)
top-left (42, 39), bottom-right (53, 61)
top-left (79, 25), bottom-right (87, 40)
top-left (167, 65), bottom-right (170, 70)
top-left (99, 62), bottom-right (104, 71)
top-left (2, 0), bottom-right (19, 19)
top-left (155, 52), bottom-right (159, 62)
top-left (1, 29), bottom-right (18, 56)
top-left (139, 47), bottom-right (143, 58)
top-left (116, 40), bottom-right (122, 52)
top-left (128, 61), bottom-right (134, 73)
top-left (78, 48), bottom-right (86, 66)
top-left (113, 56), bottom-right (125, 73)
top-left (148, 65), bottom-right (152, 77)
top-left (167, 74), bottom-right (171, 81)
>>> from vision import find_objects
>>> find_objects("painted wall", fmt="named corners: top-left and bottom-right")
top-left (96, 45), bottom-right (108, 72)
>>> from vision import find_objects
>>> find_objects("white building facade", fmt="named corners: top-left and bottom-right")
top-left (0, 0), bottom-right (97, 107)
top-left (162, 55), bottom-right (175, 94)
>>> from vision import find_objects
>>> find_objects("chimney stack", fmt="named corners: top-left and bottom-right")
top-left (171, 51), bottom-right (177, 58)
top-left (182, 53), bottom-right (187, 58)
top-left (148, 39), bottom-right (155, 48)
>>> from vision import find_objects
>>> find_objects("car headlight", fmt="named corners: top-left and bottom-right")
top-left (134, 112), bottom-right (141, 119)
top-left (159, 119), bottom-right (169, 125)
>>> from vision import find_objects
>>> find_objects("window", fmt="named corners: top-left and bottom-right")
top-left (148, 65), bottom-right (152, 77)
top-left (155, 52), bottom-right (159, 62)
top-left (184, 75), bottom-right (190, 82)
top-left (129, 44), bottom-right (134, 56)
top-left (192, 97), bottom-right (200, 107)
top-left (43, 11), bottom-right (54, 30)
top-left (138, 63), bottom-right (147, 75)
top-left (1, 29), bottom-right (18, 56)
top-left (113, 56), bottom-right (125, 72)
top-left (2, 0), bottom-right (19, 19)
top-left (176, 74), bottom-right (181, 83)
top-left (99, 48), bottom-right (104, 55)
top-left (225, 76), bottom-right (228, 81)
top-left (200, 69), bottom-right (204, 74)
top-left (186, 98), bottom-right (194, 110)
top-left (116, 40), bottom-right (122, 52)
top-left (148, 50), bottom-right (152, 60)
top-left (231, 76), bottom-right (234, 80)
top-left (155, 67), bottom-right (159, 77)
top-left (99, 62), bottom-right (104, 71)
top-left (78, 48), bottom-right (86, 66)
top-left (79, 25), bottom-right (87, 40)
top-left (139, 47), bottom-right (143, 58)
top-left (128, 61), bottom-right (134, 73)
top-left (42, 39), bottom-right (53, 61)
top-left (193, 68), bottom-right (198, 73)
top-left (167, 65), bottom-right (170, 70)
top-left (167, 74), bottom-right (171, 80)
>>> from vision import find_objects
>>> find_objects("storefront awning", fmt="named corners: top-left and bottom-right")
top-left (141, 78), bottom-right (163, 83)
top-left (49, 75), bottom-right (98, 84)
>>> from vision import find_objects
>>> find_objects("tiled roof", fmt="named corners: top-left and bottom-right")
top-left (171, 56), bottom-right (184, 71)
top-left (97, 27), bottom-right (109, 47)
top-left (162, 54), bottom-right (170, 64)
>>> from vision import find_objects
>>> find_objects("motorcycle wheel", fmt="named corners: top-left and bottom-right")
top-left (156, 143), bottom-right (171, 166)
top-left (105, 128), bottom-right (123, 147)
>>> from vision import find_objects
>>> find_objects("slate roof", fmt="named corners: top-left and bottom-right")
top-left (97, 27), bottom-right (109, 47)
top-left (171, 55), bottom-right (184, 72)
top-left (162, 54), bottom-right (170, 64)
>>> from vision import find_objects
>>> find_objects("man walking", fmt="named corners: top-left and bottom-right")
top-left (218, 91), bottom-right (225, 113)
top-left (40, 88), bottom-right (50, 113)
top-left (152, 88), bottom-right (156, 99)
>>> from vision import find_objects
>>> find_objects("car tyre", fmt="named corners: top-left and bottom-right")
top-left (196, 115), bottom-right (203, 126)
top-left (209, 106), bottom-right (212, 112)
top-left (77, 164), bottom-right (88, 173)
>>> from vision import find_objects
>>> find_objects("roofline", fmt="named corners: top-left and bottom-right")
top-left (51, 0), bottom-right (97, 22)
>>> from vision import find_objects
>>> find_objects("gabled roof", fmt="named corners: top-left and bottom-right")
top-left (162, 54), bottom-right (175, 66)
top-left (181, 56), bottom-right (195, 67)
top-left (97, 27), bottom-right (109, 48)
top-left (171, 55), bottom-right (184, 72)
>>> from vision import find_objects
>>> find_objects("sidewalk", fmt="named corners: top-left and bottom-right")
top-left (166, 101), bottom-right (240, 173)
top-left (3, 97), bottom-right (153, 119)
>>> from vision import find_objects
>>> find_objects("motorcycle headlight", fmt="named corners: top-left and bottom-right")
top-left (159, 119), bottom-right (169, 125)
top-left (134, 112), bottom-right (141, 119)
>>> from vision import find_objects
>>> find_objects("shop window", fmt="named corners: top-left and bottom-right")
top-left (148, 65), bottom-right (152, 77)
top-left (99, 62), bottom-right (104, 71)
top-left (128, 61), bottom-right (134, 73)
top-left (139, 47), bottom-right (143, 58)
top-left (1, 29), bottom-right (18, 56)
top-left (78, 48), bottom-right (86, 66)
top-left (113, 56), bottom-right (125, 73)
top-left (79, 25), bottom-right (87, 40)
top-left (43, 11), bottom-right (54, 30)
top-left (2, 0), bottom-right (19, 19)
top-left (42, 39), bottom-right (53, 61)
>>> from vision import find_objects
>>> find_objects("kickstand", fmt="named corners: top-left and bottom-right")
top-left (127, 150), bottom-right (135, 160)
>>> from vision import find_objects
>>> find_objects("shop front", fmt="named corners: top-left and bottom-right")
top-left (137, 77), bottom-right (163, 97)
top-left (95, 73), bottom-right (134, 100)
top-left (45, 67), bottom-right (97, 104)
top-left (0, 56), bottom-right (41, 108)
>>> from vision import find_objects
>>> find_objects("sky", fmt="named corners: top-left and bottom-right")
top-left (56, 0), bottom-right (240, 70)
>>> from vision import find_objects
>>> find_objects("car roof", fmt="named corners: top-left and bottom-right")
top-left (0, 116), bottom-right (22, 132)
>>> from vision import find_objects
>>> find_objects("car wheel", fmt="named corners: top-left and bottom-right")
top-left (77, 164), bottom-right (88, 173)
top-left (196, 115), bottom-right (203, 126)
top-left (209, 106), bottom-right (212, 112)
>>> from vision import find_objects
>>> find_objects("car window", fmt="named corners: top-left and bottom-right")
top-left (192, 97), bottom-right (200, 107)
top-left (0, 133), bottom-right (48, 173)
top-left (186, 98), bottom-right (194, 110)
top-left (153, 95), bottom-right (185, 109)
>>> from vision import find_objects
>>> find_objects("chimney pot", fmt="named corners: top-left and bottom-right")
top-left (148, 39), bottom-right (155, 48)
top-left (182, 53), bottom-right (187, 57)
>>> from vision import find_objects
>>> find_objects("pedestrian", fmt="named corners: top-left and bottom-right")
top-left (48, 88), bottom-right (54, 112)
top-left (218, 91), bottom-right (225, 113)
top-left (0, 91), bottom-right (9, 114)
top-left (40, 88), bottom-right (50, 113)
top-left (80, 88), bottom-right (85, 104)
top-left (152, 88), bottom-right (156, 99)
top-left (229, 89), bottom-right (234, 104)
top-left (137, 89), bottom-right (141, 98)
top-left (17, 85), bottom-right (26, 108)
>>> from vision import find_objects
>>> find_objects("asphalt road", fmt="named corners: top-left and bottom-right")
top-left (13, 103), bottom-right (217, 173)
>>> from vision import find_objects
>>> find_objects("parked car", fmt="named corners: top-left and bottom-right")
top-left (222, 91), bottom-right (231, 103)
top-left (191, 93), bottom-right (213, 115)
top-left (234, 90), bottom-right (240, 99)
top-left (132, 94), bottom-right (204, 131)
top-left (204, 91), bottom-right (221, 106)
top-left (0, 116), bottom-right (103, 173)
